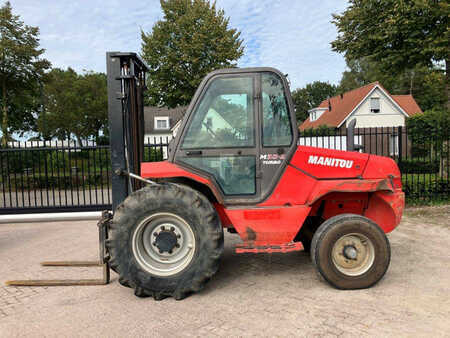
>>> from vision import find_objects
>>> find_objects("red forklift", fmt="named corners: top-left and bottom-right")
top-left (7, 52), bottom-right (404, 301)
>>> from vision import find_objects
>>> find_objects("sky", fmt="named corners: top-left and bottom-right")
top-left (7, 0), bottom-right (348, 90)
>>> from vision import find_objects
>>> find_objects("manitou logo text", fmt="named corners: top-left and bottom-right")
top-left (308, 155), bottom-right (353, 169)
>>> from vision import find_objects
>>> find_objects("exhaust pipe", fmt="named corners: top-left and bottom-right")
top-left (347, 119), bottom-right (363, 152)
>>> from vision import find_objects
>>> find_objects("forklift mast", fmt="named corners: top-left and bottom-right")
top-left (106, 52), bottom-right (149, 211)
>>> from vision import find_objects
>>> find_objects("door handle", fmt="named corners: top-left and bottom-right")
top-left (186, 150), bottom-right (202, 156)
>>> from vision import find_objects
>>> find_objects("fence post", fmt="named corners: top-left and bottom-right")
top-left (398, 126), bottom-right (403, 162)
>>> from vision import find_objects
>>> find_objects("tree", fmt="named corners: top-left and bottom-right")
top-left (339, 57), bottom-right (446, 111)
top-left (339, 57), bottom-right (384, 93)
top-left (407, 108), bottom-right (449, 178)
top-left (37, 68), bottom-right (108, 144)
top-left (331, 0), bottom-right (449, 110)
top-left (76, 71), bottom-right (108, 142)
top-left (301, 125), bottom-right (336, 136)
top-left (291, 81), bottom-right (337, 123)
top-left (407, 108), bottom-right (449, 144)
top-left (0, 2), bottom-right (50, 145)
top-left (141, 0), bottom-right (244, 108)
top-left (37, 68), bottom-right (77, 141)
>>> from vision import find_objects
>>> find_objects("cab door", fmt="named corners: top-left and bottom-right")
top-left (174, 74), bottom-right (262, 204)
top-left (259, 72), bottom-right (296, 198)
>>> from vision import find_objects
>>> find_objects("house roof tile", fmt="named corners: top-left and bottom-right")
top-left (391, 95), bottom-right (423, 116)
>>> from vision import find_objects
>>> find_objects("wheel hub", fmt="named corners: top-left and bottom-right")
top-left (154, 230), bottom-right (178, 254)
top-left (343, 245), bottom-right (358, 260)
top-left (331, 233), bottom-right (375, 276)
top-left (132, 213), bottom-right (196, 277)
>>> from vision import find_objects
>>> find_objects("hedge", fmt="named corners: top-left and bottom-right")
top-left (403, 178), bottom-right (450, 202)
top-left (398, 159), bottom-right (440, 174)
top-left (1, 173), bottom-right (109, 190)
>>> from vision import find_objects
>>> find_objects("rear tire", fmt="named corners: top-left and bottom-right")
top-left (107, 184), bottom-right (224, 300)
top-left (311, 214), bottom-right (390, 290)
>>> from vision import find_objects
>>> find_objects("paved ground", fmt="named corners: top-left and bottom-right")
top-left (0, 206), bottom-right (449, 337)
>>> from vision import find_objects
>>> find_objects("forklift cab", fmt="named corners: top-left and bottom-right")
top-left (168, 68), bottom-right (298, 204)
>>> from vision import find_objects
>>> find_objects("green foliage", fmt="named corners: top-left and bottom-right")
top-left (406, 109), bottom-right (449, 182)
top-left (291, 82), bottom-right (337, 123)
top-left (97, 134), bottom-right (110, 146)
top-left (3, 173), bottom-right (109, 190)
top-left (0, 2), bottom-right (51, 143)
top-left (300, 125), bottom-right (336, 137)
top-left (332, 0), bottom-right (448, 72)
top-left (141, 0), bottom-right (244, 108)
top-left (406, 109), bottom-right (450, 145)
top-left (398, 159), bottom-right (440, 174)
top-left (403, 175), bottom-right (449, 204)
top-left (37, 68), bottom-right (108, 143)
top-left (46, 151), bottom-right (69, 170)
top-left (0, 150), bottom-right (41, 173)
top-left (331, 0), bottom-right (449, 109)
top-left (412, 67), bottom-right (447, 111)
top-left (143, 147), bottom-right (164, 162)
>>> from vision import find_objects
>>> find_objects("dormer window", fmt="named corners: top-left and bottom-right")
top-left (155, 116), bottom-right (170, 130)
top-left (309, 108), bottom-right (326, 122)
top-left (370, 97), bottom-right (380, 113)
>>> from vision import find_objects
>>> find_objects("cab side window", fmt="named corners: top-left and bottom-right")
top-left (262, 73), bottom-right (293, 147)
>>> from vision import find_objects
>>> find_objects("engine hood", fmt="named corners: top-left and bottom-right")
top-left (362, 154), bottom-right (401, 179)
top-left (290, 146), bottom-right (369, 179)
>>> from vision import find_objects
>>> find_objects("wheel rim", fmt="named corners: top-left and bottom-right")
top-left (331, 233), bottom-right (375, 276)
top-left (132, 212), bottom-right (196, 277)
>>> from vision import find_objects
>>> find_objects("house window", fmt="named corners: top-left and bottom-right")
top-left (370, 98), bottom-right (380, 113)
top-left (155, 117), bottom-right (170, 130)
top-left (310, 112), bottom-right (316, 121)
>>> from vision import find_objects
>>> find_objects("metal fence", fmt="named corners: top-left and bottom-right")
top-left (0, 128), bottom-right (448, 214)
top-left (0, 137), bottom-right (169, 214)
top-left (299, 127), bottom-right (449, 202)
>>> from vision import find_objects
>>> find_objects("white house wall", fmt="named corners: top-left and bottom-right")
top-left (345, 87), bottom-right (406, 128)
top-left (298, 135), bottom-right (362, 151)
top-left (144, 134), bottom-right (173, 144)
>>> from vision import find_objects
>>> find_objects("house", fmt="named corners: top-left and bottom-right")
top-left (299, 82), bottom-right (422, 131)
top-left (144, 106), bottom-right (187, 144)
top-left (298, 82), bottom-right (423, 156)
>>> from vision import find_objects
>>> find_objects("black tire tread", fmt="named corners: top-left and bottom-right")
top-left (106, 183), bottom-right (224, 300)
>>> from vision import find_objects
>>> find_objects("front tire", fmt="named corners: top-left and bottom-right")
top-left (311, 214), bottom-right (390, 290)
top-left (107, 184), bottom-right (224, 300)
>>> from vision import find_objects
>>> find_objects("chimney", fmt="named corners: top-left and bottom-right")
top-left (328, 98), bottom-right (332, 111)
top-left (340, 93), bottom-right (343, 99)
